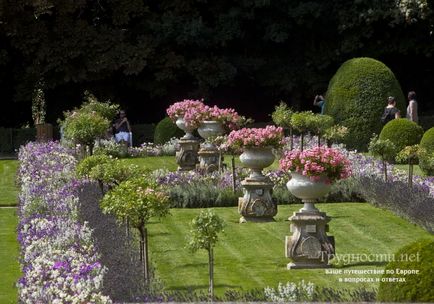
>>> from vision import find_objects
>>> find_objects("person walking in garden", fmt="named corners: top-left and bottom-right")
top-left (313, 94), bottom-right (326, 114)
top-left (381, 96), bottom-right (401, 125)
top-left (406, 91), bottom-right (418, 123)
top-left (113, 110), bottom-right (132, 146)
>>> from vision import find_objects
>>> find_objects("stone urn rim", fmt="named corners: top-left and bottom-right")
top-left (197, 120), bottom-right (225, 140)
top-left (176, 116), bottom-right (197, 139)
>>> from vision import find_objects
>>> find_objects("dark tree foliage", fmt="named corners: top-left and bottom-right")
top-left (0, 0), bottom-right (433, 126)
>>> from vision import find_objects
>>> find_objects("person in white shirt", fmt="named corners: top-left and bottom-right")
top-left (406, 91), bottom-right (418, 124)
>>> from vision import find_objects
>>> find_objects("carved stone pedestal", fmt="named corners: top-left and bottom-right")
top-left (176, 139), bottom-right (200, 171)
top-left (238, 177), bottom-right (277, 223)
top-left (285, 207), bottom-right (335, 269)
top-left (198, 144), bottom-right (220, 173)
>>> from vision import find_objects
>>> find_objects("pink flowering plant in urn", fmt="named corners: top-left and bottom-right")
top-left (201, 105), bottom-right (248, 131)
top-left (228, 126), bottom-right (284, 179)
top-left (280, 147), bottom-right (352, 184)
top-left (280, 146), bottom-right (352, 211)
top-left (166, 99), bottom-right (206, 138)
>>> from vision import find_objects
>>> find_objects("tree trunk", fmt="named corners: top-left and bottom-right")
top-left (208, 247), bottom-right (214, 300)
top-left (409, 162), bottom-right (413, 188)
top-left (317, 135), bottom-right (321, 147)
top-left (218, 150), bottom-right (222, 172)
top-left (382, 157), bottom-right (388, 182)
top-left (139, 226), bottom-right (149, 285)
top-left (301, 133), bottom-right (304, 151)
top-left (98, 180), bottom-right (104, 195)
top-left (231, 156), bottom-right (236, 193)
top-left (89, 144), bottom-right (94, 156)
top-left (289, 127), bottom-right (293, 150)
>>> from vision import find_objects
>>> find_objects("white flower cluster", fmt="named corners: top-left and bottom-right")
top-left (264, 280), bottom-right (315, 302)
top-left (17, 142), bottom-right (111, 303)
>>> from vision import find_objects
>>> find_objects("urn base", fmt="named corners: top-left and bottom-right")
top-left (176, 139), bottom-right (200, 171)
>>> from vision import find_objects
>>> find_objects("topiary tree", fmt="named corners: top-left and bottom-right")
top-left (419, 127), bottom-right (434, 175)
top-left (325, 57), bottom-right (406, 151)
top-left (271, 102), bottom-right (294, 149)
top-left (291, 111), bottom-right (316, 151)
top-left (396, 145), bottom-right (420, 188)
top-left (186, 209), bottom-right (225, 300)
top-left (377, 239), bottom-right (434, 302)
top-left (80, 91), bottom-right (119, 121)
top-left (101, 177), bottom-right (170, 284)
top-left (62, 111), bottom-right (109, 156)
top-left (379, 118), bottom-right (423, 160)
top-left (75, 154), bottom-right (112, 179)
top-left (323, 125), bottom-right (349, 147)
top-left (368, 134), bottom-right (396, 181)
top-left (310, 114), bottom-right (334, 147)
top-left (154, 117), bottom-right (184, 144)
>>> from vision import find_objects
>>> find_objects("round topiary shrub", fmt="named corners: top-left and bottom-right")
top-left (154, 117), bottom-right (183, 144)
top-left (379, 118), bottom-right (423, 159)
top-left (325, 57), bottom-right (406, 151)
top-left (377, 239), bottom-right (434, 302)
top-left (419, 127), bottom-right (434, 175)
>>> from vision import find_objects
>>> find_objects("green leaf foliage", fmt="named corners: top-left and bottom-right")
top-left (80, 91), bottom-right (120, 121)
top-left (325, 57), bottom-right (406, 151)
top-left (419, 127), bottom-right (434, 175)
top-left (310, 114), bottom-right (334, 136)
top-left (291, 111), bottom-right (317, 134)
top-left (89, 160), bottom-right (148, 188)
top-left (76, 154), bottom-right (112, 178)
top-left (100, 177), bottom-right (170, 229)
top-left (368, 134), bottom-right (396, 160)
top-left (63, 111), bottom-right (109, 146)
top-left (379, 118), bottom-right (424, 159)
top-left (377, 239), bottom-right (434, 302)
top-left (154, 117), bottom-right (183, 144)
top-left (187, 209), bottom-right (225, 253)
top-left (271, 102), bottom-right (293, 128)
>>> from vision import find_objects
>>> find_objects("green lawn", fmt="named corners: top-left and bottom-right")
top-left (147, 203), bottom-right (433, 295)
top-left (0, 160), bottom-right (19, 206)
top-left (0, 208), bottom-right (20, 304)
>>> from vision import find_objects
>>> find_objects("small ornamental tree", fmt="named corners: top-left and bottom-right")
top-left (101, 177), bottom-right (170, 284)
top-left (368, 135), bottom-right (396, 181)
top-left (75, 154), bottom-right (112, 179)
top-left (31, 79), bottom-right (46, 125)
top-left (187, 209), bottom-right (224, 299)
top-left (80, 91), bottom-right (119, 121)
top-left (310, 114), bottom-right (334, 147)
top-left (63, 111), bottom-right (109, 156)
top-left (396, 145), bottom-right (420, 188)
top-left (271, 102), bottom-right (294, 149)
top-left (323, 125), bottom-right (349, 147)
top-left (291, 111), bottom-right (316, 151)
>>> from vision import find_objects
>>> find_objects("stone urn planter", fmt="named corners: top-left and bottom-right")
top-left (238, 147), bottom-right (277, 223)
top-left (285, 172), bottom-right (335, 269)
top-left (286, 173), bottom-right (331, 212)
top-left (239, 147), bottom-right (275, 180)
top-left (197, 121), bottom-right (225, 173)
top-left (176, 117), bottom-right (196, 140)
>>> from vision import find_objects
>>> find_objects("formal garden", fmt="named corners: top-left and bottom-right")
top-left (0, 56), bottom-right (433, 303)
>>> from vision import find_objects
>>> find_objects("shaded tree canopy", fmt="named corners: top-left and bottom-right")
top-left (0, 0), bottom-right (433, 126)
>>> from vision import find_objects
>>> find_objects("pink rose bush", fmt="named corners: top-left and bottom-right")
top-left (227, 125), bottom-right (285, 149)
top-left (166, 99), bottom-right (206, 129)
top-left (280, 147), bottom-right (352, 183)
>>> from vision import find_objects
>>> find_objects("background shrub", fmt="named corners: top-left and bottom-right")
top-left (419, 127), bottom-right (434, 175)
top-left (377, 239), bottom-right (434, 302)
top-left (379, 118), bottom-right (423, 159)
top-left (325, 57), bottom-right (406, 151)
top-left (131, 124), bottom-right (155, 146)
top-left (154, 117), bottom-right (183, 144)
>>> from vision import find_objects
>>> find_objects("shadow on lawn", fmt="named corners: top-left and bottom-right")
top-left (334, 261), bottom-right (388, 268)
top-left (169, 283), bottom-right (242, 291)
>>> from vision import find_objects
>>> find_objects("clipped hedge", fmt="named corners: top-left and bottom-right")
top-left (419, 127), bottom-right (434, 175)
top-left (325, 57), bottom-right (405, 151)
top-left (0, 127), bottom-right (36, 155)
top-left (379, 118), bottom-right (423, 158)
top-left (377, 239), bottom-right (434, 302)
top-left (154, 117), bottom-right (183, 144)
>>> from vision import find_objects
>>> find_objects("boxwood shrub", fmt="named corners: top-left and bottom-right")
top-left (419, 127), bottom-right (434, 175)
top-left (377, 239), bottom-right (434, 302)
top-left (324, 57), bottom-right (405, 151)
top-left (154, 117), bottom-right (183, 144)
top-left (379, 118), bottom-right (423, 160)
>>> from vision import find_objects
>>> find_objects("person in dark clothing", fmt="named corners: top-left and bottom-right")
top-left (113, 110), bottom-right (132, 146)
top-left (381, 96), bottom-right (401, 125)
